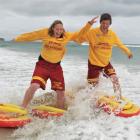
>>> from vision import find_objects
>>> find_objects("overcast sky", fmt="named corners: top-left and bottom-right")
top-left (0, 0), bottom-right (140, 43)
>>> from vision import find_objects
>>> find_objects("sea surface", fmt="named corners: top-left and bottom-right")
top-left (0, 41), bottom-right (140, 140)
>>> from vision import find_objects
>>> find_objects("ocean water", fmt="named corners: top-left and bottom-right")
top-left (0, 41), bottom-right (140, 140)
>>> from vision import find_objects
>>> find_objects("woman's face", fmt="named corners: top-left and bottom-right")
top-left (53, 23), bottom-right (64, 38)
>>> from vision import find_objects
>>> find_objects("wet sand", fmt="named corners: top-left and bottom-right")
top-left (0, 128), bottom-right (15, 140)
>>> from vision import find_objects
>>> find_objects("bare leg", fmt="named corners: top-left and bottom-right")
top-left (22, 83), bottom-right (40, 108)
top-left (110, 74), bottom-right (121, 99)
top-left (56, 90), bottom-right (65, 109)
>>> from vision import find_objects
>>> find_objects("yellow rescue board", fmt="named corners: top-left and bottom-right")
top-left (97, 96), bottom-right (140, 117)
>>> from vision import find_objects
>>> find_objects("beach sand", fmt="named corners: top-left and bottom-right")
top-left (0, 128), bottom-right (15, 140)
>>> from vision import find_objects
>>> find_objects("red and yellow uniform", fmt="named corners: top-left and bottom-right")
top-left (78, 23), bottom-right (132, 84)
top-left (15, 28), bottom-right (78, 63)
top-left (15, 28), bottom-right (79, 90)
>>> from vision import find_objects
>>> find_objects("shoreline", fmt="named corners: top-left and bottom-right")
top-left (0, 128), bottom-right (15, 140)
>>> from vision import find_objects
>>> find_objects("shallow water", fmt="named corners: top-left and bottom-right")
top-left (0, 42), bottom-right (140, 140)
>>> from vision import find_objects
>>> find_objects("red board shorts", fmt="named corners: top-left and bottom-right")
top-left (31, 59), bottom-right (65, 91)
top-left (87, 60), bottom-right (116, 84)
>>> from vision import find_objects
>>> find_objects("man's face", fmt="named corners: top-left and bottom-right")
top-left (100, 20), bottom-right (110, 33)
top-left (53, 24), bottom-right (64, 38)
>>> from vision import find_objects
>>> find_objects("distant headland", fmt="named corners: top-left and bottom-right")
top-left (0, 38), bottom-right (5, 41)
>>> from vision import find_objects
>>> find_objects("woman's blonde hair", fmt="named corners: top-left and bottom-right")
top-left (48, 20), bottom-right (64, 38)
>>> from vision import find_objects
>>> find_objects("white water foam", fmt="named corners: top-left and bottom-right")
top-left (0, 46), bottom-right (140, 140)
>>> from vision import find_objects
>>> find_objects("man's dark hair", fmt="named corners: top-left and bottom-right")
top-left (100, 13), bottom-right (112, 25)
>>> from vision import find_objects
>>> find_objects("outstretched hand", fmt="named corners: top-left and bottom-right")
top-left (128, 53), bottom-right (133, 59)
top-left (88, 16), bottom-right (99, 25)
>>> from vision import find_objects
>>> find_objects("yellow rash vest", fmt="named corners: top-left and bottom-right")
top-left (78, 23), bottom-right (132, 67)
top-left (15, 28), bottom-right (79, 63)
